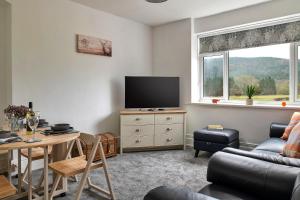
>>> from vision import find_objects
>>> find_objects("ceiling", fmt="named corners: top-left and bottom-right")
top-left (72, 0), bottom-right (271, 26)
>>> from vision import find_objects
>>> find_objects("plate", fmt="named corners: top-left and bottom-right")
top-left (42, 127), bottom-right (75, 135)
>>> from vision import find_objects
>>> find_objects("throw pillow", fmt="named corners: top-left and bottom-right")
top-left (281, 112), bottom-right (300, 140)
top-left (283, 121), bottom-right (300, 158)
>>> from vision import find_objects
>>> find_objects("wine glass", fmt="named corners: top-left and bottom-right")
top-left (27, 111), bottom-right (40, 140)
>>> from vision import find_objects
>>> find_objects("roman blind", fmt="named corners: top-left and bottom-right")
top-left (199, 20), bottom-right (300, 54)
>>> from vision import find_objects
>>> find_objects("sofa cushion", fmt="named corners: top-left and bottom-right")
top-left (199, 184), bottom-right (260, 200)
top-left (194, 128), bottom-right (239, 144)
top-left (223, 147), bottom-right (300, 168)
top-left (283, 121), bottom-right (300, 158)
top-left (282, 112), bottom-right (300, 140)
top-left (254, 138), bottom-right (286, 153)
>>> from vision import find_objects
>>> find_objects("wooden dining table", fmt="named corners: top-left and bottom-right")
top-left (0, 129), bottom-right (80, 200)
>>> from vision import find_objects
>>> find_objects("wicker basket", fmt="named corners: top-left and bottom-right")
top-left (72, 132), bottom-right (118, 161)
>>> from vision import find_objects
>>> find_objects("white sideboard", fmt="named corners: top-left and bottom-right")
top-left (120, 109), bottom-right (186, 154)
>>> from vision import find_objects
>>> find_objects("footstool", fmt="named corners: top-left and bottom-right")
top-left (194, 128), bottom-right (239, 157)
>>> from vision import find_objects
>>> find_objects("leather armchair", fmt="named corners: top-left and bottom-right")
top-left (269, 122), bottom-right (288, 138)
top-left (205, 151), bottom-right (300, 200)
top-left (144, 122), bottom-right (300, 200)
top-left (144, 151), bottom-right (300, 200)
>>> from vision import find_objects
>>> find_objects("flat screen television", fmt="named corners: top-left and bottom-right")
top-left (125, 76), bottom-right (179, 108)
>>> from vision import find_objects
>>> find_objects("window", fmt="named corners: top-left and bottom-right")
top-left (199, 43), bottom-right (300, 104)
top-left (203, 55), bottom-right (224, 98)
top-left (229, 44), bottom-right (290, 102)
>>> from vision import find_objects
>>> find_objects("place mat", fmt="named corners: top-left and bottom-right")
top-left (24, 138), bottom-right (42, 143)
top-left (41, 128), bottom-right (79, 136)
top-left (0, 136), bottom-right (23, 145)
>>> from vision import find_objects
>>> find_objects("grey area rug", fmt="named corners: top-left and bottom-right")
top-left (28, 149), bottom-right (210, 200)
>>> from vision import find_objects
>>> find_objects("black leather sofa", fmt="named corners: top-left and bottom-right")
top-left (144, 123), bottom-right (300, 200)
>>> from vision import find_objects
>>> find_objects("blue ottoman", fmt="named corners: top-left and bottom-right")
top-left (194, 128), bottom-right (239, 157)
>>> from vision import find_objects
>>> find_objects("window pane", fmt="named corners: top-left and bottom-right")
top-left (203, 55), bottom-right (223, 98)
top-left (229, 44), bottom-right (290, 102)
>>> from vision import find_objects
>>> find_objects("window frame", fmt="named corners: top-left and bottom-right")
top-left (295, 42), bottom-right (300, 102)
top-left (199, 52), bottom-right (227, 100)
top-left (198, 43), bottom-right (300, 104)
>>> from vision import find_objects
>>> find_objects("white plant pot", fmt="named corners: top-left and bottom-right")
top-left (246, 98), bottom-right (253, 105)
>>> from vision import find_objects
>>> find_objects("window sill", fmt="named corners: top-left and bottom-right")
top-left (190, 101), bottom-right (300, 110)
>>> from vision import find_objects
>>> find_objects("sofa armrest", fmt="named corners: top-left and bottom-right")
top-left (144, 186), bottom-right (217, 200)
top-left (292, 174), bottom-right (300, 200)
top-left (207, 151), bottom-right (300, 200)
top-left (270, 122), bottom-right (287, 138)
top-left (222, 147), bottom-right (300, 167)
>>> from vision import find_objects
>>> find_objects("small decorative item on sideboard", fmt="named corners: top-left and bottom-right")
top-left (245, 85), bottom-right (256, 106)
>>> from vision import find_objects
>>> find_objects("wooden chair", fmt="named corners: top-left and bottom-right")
top-left (0, 175), bottom-right (16, 199)
top-left (48, 133), bottom-right (115, 200)
top-left (20, 146), bottom-right (53, 189)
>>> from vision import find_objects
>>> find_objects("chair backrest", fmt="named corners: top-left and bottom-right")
top-left (77, 133), bottom-right (102, 163)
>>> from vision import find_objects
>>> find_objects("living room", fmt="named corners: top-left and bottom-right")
top-left (0, 0), bottom-right (300, 199)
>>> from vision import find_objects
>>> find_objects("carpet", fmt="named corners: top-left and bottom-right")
top-left (31, 149), bottom-right (210, 200)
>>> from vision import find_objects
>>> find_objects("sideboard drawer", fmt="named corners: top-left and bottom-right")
top-left (121, 115), bottom-right (154, 126)
top-left (155, 124), bottom-right (184, 146)
top-left (122, 125), bottom-right (154, 148)
top-left (155, 114), bottom-right (184, 125)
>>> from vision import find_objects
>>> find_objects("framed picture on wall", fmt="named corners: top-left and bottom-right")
top-left (76, 34), bottom-right (112, 57)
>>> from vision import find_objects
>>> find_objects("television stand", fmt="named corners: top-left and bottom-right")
top-left (120, 108), bottom-right (186, 154)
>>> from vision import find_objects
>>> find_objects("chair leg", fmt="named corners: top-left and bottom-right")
top-left (75, 171), bottom-right (90, 200)
top-left (36, 171), bottom-right (44, 188)
top-left (49, 174), bottom-right (62, 200)
top-left (21, 164), bottom-right (28, 188)
top-left (99, 142), bottom-right (115, 200)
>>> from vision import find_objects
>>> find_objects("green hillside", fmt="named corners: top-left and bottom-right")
top-left (229, 57), bottom-right (289, 80)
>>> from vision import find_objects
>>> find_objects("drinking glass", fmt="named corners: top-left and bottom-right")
top-left (27, 111), bottom-right (40, 140)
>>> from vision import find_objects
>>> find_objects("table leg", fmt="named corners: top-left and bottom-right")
top-left (44, 146), bottom-right (49, 200)
top-left (18, 149), bottom-right (22, 193)
top-left (27, 148), bottom-right (32, 200)
top-left (7, 149), bottom-right (12, 182)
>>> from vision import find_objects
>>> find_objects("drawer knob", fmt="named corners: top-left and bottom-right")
top-left (135, 139), bottom-right (141, 143)
top-left (135, 118), bottom-right (141, 121)
top-left (135, 129), bottom-right (140, 132)
top-left (166, 117), bottom-right (172, 120)
top-left (166, 128), bottom-right (172, 131)
top-left (166, 138), bottom-right (173, 142)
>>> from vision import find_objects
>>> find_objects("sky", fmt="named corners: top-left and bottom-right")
top-left (230, 43), bottom-right (290, 59)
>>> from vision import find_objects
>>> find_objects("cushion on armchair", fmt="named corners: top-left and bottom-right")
top-left (281, 112), bottom-right (300, 140)
top-left (283, 121), bottom-right (300, 158)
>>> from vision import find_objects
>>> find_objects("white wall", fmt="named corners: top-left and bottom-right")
top-left (152, 19), bottom-right (192, 106)
top-left (153, 1), bottom-right (300, 145)
top-left (0, 1), bottom-right (12, 124)
top-left (194, 0), bottom-right (300, 33)
top-left (10, 0), bottom-right (152, 134)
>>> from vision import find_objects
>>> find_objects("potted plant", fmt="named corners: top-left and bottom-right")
top-left (245, 85), bottom-right (256, 105)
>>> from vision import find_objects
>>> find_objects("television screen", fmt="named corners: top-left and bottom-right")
top-left (125, 76), bottom-right (179, 108)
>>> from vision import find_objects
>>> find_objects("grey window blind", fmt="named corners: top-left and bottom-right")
top-left (199, 20), bottom-right (300, 54)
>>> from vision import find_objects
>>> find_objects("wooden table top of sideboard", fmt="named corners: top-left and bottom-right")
top-left (120, 108), bottom-right (186, 115)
